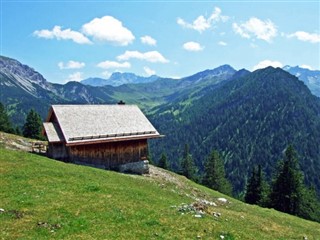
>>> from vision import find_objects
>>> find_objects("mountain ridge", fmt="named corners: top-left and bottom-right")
top-left (149, 66), bottom-right (320, 194)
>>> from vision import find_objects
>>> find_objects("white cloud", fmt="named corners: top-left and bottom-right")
top-left (177, 7), bottom-right (228, 33)
top-left (252, 60), bottom-right (283, 71)
top-left (117, 50), bottom-right (169, 63)
top-left (97, 61), bottom-right (131, 69)
top-left (218, 41), bottom-right (227, 46)
top-left (287, 31), bottom-right (320, 43)
top-left (144, 66), bottom-right (156, 76)
top-left (82, 16), bottom-right (134, 46)
top-left (233, 17), bottom-right (277, 42)
top-left (299, 64), bottom-right (313, 70)
top-left (183, 41), bottom-right (204, 51)
top-left (66, 72), bottom-right (83, 82)
top-left (33, 26), bottom-right (92, 44)
top-left (58, 60), bottom-right (85, 70)
top-left (141, 35), bottom-right (157, 46)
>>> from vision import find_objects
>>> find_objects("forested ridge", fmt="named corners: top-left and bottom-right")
top-left (150, 67), bottom-right (320, 195)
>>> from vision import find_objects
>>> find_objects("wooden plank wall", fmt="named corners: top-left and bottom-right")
top-left (48, 143), bottom-right (68, 160)
top-left (68, 139), bottom-right (148, 169)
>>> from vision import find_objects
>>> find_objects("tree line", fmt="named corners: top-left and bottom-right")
top-left (155, 144), bottom-right (320, 223)
top-left (0, 102), bottom-right (43, 140)
top-left (155, 143), bottom-right (232, 195)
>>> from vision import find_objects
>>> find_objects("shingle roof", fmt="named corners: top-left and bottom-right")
top-left (44, 104), bottom-right (160, 145)
top-left (43, 122), bottom-right (64, 143)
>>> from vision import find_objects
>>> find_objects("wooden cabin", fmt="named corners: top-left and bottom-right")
top-left (43, 104), bottom-right (161, 172)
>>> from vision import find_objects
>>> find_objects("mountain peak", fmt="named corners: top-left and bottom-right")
top-left (182, 64), bottom-right (236, 83)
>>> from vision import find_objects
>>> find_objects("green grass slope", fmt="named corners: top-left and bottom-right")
top-left (1, 147), bottom-right (320, 239)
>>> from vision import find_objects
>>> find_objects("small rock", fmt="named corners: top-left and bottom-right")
top-left (217, 198), bottom-right (228, 203)
top-left (0, 208), bottom-right (5, 213)
top-left (220, 235), bottom-right (225, 239)
top-left (194, 214), bottom-right (202, 218)
top-left (213, 212), bottom-right (221, 217)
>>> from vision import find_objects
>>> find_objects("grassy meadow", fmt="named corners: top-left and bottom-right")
top-left (1, 145), bottom-right (320, 239)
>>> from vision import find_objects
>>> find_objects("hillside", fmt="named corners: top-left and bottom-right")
top-left (1, 132), bottom-right (319, 239)
top-left (150, 67), bottom-right (320, 194)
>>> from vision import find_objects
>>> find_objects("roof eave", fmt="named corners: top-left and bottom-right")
top-left (65, 134), bottom-right (163, 146)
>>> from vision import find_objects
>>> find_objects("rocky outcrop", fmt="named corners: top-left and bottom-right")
top-left (119, 160), bottom-right (149, 174)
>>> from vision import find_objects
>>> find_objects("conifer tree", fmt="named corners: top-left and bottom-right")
top-left (298, 185), bottom-right (320, 222)
top-left (158, 152), bottom-right (168, 170)
top-left (181, 144), bottom-right (197, 181)
top-left (0, 102), bottom-right (14, 134)
top-left (269, 145), bottom-right (304, 215)
top-left (23, 109), bottom-right (43, 140)
top-left (245, 165), bottom-right (268, 205)
top-left (202, 150), bottom-right (232, 195)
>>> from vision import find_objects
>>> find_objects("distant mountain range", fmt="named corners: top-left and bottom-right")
top-left (1, 55), bottom-right (320, 195)
top-left (283, 65), bottom-right (320, 97)
top-left (81, 73), bottom-right (159, 87)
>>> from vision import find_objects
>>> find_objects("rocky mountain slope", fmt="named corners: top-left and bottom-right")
top-left (0, 56), bottom-right (237, 124)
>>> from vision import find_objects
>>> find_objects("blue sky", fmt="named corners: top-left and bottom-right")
top-left (1, 1), bottom-right (319, 84)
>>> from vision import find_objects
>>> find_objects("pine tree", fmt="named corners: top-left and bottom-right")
top-left (269, 145), bottom-right (304, 215)
top-left (181, 144), bottom-right (197, 181)
top-left (245, 165), bottom-right (268, 205)
top-left (23, 109), bottom-right (43, 140)
top-left (158, 152), bottom-right (168, 170)
top-left (0, 102), bottom-right (14, 134)
top-left (298, 185), bottom-right (320, 222)
top-left (202, 150), bottom-right (232, 195)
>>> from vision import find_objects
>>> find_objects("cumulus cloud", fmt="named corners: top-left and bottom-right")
top-left (117, 50), bottom-right (169, 63)
top-left (65, 72), bottom-right (83, 82)
top-left (82, 16), bottom-right (134, 46)
top-left (218, 41), bottom-right (227, 46)
top-left (183, 41), bottom-right (204, 51)
top-left (287, 31), bottom-right (320, 43)
top-left (144, 66), bottom-right (156, 76)
top-left (141, 35), bottom-right (157, 46)
top-left (97, 61), bottom-right (131, 69)
top-left (233, 17), bottom-right (277, 42)
top-left (177, 7), bottom-right (228, 33)
top-left (58, 60), bottom-right (85, 70)
top-left (252, 60), bottom-right (283, 71)
top-left (33, 26), bottom-right (92, 44)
